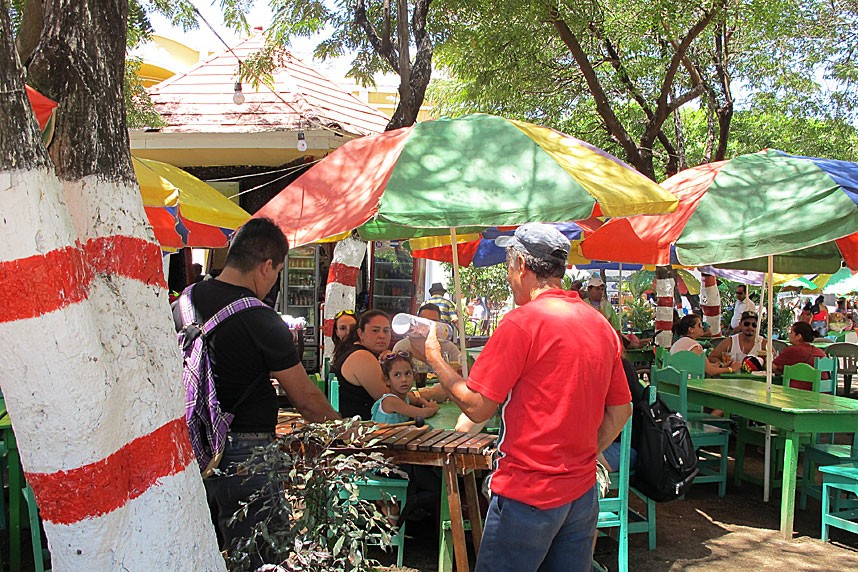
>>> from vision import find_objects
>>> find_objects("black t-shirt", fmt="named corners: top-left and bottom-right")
top-left (173, 279), bottom-right (300, 433)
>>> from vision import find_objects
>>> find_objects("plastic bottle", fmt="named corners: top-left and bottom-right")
top-left (391, 313), bottom-right (453, 341)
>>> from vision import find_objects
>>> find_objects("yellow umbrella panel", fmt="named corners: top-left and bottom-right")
top-left (133, 157), bottom-right (251, 248)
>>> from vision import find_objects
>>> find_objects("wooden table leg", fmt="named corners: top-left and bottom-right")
top-left (780, 431), bottom-right (799, 540)
top-left (463, 472), bottom-right (483, 556)
top-left (444, 454), bottom-right (469, 572)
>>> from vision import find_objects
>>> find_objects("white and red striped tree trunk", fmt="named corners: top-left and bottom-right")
top-left (1, 3), bottom-right (223, 570)
top-left (322, 235), bottom-right (367, 360)
top-left (654, 266), bottom-right (675, 348)
top-left (700, 273), bottom-right (722, 335)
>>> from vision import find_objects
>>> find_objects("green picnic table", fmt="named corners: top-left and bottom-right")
top-left (655, 377), bottom-right (858, 540)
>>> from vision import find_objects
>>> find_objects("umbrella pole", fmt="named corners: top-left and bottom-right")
top-left (450, 227), bottom-right (469, 378)
top-left (618, 263), bottom-right (624, 333)
top-left (763, 254), bottom-right (775, 503)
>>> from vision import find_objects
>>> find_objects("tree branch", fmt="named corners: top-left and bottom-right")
top-left (355, 0), bottom-right (399, 72)
top-left (548, 8), bottom-right (643, 172)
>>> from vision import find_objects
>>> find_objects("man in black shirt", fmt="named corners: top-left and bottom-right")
top-left (174, 217), bottom-right (337, 555)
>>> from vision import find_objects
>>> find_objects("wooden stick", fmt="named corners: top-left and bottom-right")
top-left (380, 420), bottom-right (416, 429)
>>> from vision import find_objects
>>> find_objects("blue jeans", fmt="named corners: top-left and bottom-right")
top-left (204, 433), bottom-right (276, 556)
top-left (602, 442), bottom-right (638, 473)
top-left (475, 486), bottom-right (599, 572)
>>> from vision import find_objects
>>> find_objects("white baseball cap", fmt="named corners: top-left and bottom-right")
top-left (587, 276), bottom-right (605, 288)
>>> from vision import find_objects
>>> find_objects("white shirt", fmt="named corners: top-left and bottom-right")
top-left (671, 337), bottom-right (702, 355)
top-left (730, 297), bottom-right (756, 329)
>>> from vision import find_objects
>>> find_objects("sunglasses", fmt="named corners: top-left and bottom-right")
top-left (334, 309), bottom-right (356, 319)
top-left (743, 321), bottom-right (758, 328)
top-left (379, 350), bottom-right (411, 363)
top-left (736, 291), bottom-right (746, 296)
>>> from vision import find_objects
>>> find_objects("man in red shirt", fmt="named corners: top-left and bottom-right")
top-left (426, 223), bottom-right (632, 572)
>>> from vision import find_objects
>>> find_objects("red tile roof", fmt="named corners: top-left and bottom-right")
top-left (147, 34), bottom-right (390, 136)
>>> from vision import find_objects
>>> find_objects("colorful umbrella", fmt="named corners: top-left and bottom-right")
top-left (133, 157), bottom-right (251, 249)
top-left (25, 85), bottom-right (57, 145)
top-left (581, 150), bottom-right (858, 274)
top-left (822, 267), bottom-right (858, 295)
top-left (255, 114), bottom-right (678, 247)
top-left (409, 219), bottom-right (602, 267)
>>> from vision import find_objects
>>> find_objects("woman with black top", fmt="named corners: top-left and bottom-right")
top-left (332, 309), bottom-right (392, 419)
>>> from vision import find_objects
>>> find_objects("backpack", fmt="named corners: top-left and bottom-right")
top-left (631, 385), bottom-right (699, 502)
top-left (177, 284), bottom-right (268, 477)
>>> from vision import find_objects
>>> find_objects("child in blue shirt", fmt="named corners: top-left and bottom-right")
top-left (371, 351), bottom-right (440, 424)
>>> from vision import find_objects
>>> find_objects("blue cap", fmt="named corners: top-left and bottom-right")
top-left (495, 223), bottom-right (570, 263)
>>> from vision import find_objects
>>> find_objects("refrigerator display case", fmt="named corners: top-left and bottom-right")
top-left (371, 241), bottom-right (415, 316)
top-left (284, 245), bottom-right (320, 373)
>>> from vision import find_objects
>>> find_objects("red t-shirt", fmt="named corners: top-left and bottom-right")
top-left (467, 289), bottom-right (631, 509)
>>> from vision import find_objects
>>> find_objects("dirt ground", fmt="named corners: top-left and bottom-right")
top-left (375, 446), bottom-right (858, 572)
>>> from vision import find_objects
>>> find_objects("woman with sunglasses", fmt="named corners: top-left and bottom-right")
top-left (331, 309), bottom-right (394, 419)
top-left (332, 309), bottom-right (358, 347)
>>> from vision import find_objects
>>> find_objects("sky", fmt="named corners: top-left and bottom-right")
top-left (147, 2), bottom-right (353, 79)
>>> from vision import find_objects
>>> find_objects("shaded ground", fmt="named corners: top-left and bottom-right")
top-left (373, 445), bottom-right (858, 571)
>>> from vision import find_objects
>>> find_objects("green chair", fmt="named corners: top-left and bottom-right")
top-left (339, 475), bottom-right (409, 566)
top-left (309, 372), bottom-right (326, 397)
top-left (735, 363), bottom-right (822, 489)
top-left (814, 356), bottom-right (838, 395)
top-left (661, 351), bottom-right (732, 430)
top-left (595, 418), bottom-right (632, 572)
top-left (23, 485), bottom-right (50, 572)
top-left (802, 432), bottom-right (858, 511)
top-left (825, 342), bottom-right (858, 396)
top-left (595, 417), bottom-right (658, 572)
top-left (650, 365), bottom-right (729, 497)
top-left (328, 373), bottom-right (340, 411)
top-left (821, 463), bottom-right (858, 542)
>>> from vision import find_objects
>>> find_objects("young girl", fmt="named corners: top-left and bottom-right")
top-left (371, 351), bottom-right (441, 527)
top-left (372, 351), bottom-right (440, 424)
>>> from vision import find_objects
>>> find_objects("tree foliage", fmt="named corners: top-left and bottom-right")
top-left (431, 0), bottom-right (858, 179)
top-left (239, 0), bottom-right (438, 129)
top-left (440, 262), bottom-right (511, 314)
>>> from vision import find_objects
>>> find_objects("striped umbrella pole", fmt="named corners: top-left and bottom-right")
top-left (0, 167), bottom-right (224, 570)
top-left (700, 273), bottom-right (722, 335)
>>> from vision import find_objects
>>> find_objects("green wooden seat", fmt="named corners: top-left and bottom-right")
top-left (308, 372), bottom-right (326, 397)
top-left (328, 373), bottom-right (340, 411)
top-left (735, 363), bottom-right (822, 489)
top-left (595, 416), bottom-right (657, 572)
top-left (814, 356), bottom-right (838, 395)
top-left (821, 463), bottom-right (858, 542)
top-left (23, 485), bottom-right (50, 572)
top-left (651, 366), bottom-right (729, 497)
top-left (825, 342), bottom-right (858, 396)
top-left (801, 431), bottom-right (858, 511)
top-left (338, 475), bottom-right (408, 566)
top-left (661, 351), bottom-right (732, 430)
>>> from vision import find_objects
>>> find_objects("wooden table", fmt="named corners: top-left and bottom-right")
top-left (656, 377), bottom-right (858, 539)
top-left (369, 420), bottom-right (496, 572)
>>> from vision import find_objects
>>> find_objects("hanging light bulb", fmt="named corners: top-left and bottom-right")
top-left (296, 130), bottom-right (307, 152)
top-left (232, 81), bottom-right (245, 105)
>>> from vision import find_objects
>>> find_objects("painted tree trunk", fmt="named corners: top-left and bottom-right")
top-left (0, 2), bottom-right (223, 570)
top-left (700, 273), bottom-right (722, 335)
top-left (322, 235), bottom-right (367, 360)
top-left (654, 265), bottom-right (675, 348)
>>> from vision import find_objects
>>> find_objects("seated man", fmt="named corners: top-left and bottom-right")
top-left (393, 303), bottom-right (457, 400)
top-left (708, 310), bottom-right (768, 367)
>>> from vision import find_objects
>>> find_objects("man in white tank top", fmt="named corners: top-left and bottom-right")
top-left (708, 310), bottom-right (768, 366)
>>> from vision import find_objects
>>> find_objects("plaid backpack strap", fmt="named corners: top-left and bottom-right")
top-left (179, 288), bottom-right (268, 474)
